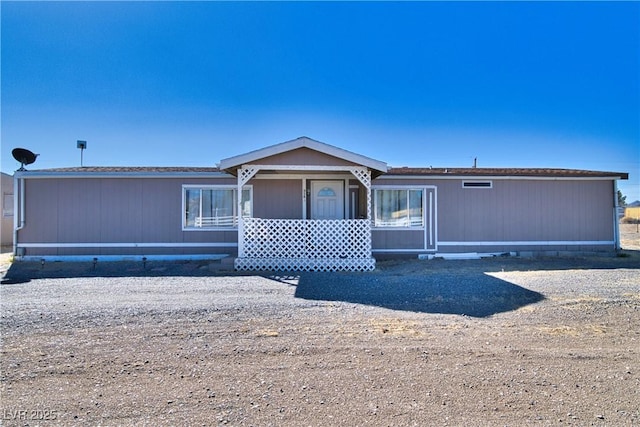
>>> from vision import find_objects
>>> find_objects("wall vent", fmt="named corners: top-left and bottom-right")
top-left (462, 181), bottom-right (493, 189)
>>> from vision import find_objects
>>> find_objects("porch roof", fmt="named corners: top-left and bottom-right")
top-left (218, 136), bottom-right (388, 176)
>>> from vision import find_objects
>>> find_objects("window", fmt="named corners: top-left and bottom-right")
top-left (374, 188), bottom-right (423, 227)
top-left (183, 186), bottom-right (252, 229)
top-left (317, 187), bottom-right (336, 197)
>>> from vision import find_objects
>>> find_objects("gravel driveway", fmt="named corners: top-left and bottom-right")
top-left (1, 249), bottom-right (639, 425)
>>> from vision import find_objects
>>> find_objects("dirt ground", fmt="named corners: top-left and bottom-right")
top-left (0, 225), bottom-right (638, 426)
top-left (620, 223), bottom-right (640, 251)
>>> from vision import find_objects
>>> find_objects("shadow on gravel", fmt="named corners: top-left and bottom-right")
top-left (294, 267), bottom-right (545, 318)
top-left (0, 259), bottom-right (243, 285)
top-left (293, 253), bottom-right (640, 317)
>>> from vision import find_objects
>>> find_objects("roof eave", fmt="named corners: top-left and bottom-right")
top-left (382, 172), bottom-right (628, 180)
top-left (219, 136), bottom-right (388, 175)
top-left (14, 170), bottom-right (231, 179)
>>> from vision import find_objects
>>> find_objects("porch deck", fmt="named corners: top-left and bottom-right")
top-left (235, 218), bottom-right (375, 271)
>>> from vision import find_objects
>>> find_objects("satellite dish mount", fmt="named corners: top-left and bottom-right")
top-left (77, 140), bottom-right (87, 167)
top-left (12, 148), bottom-right (39, 171)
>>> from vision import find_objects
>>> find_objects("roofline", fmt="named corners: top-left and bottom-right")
top-left (219, 136), bottom-right (388, 173)
top-left (380, 174), bottom-right (627, 181)
top-left (14, 171), bottom-right (627, 181)
top-left (12, 165), bottom-right (627, 181)
top-left (385, 167), bottom-right (628, 180)
top-left (14, 170), bottom-right (232, 179)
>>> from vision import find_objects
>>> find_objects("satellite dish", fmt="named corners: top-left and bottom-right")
top-left (12, 148), bottom-right (39, 171)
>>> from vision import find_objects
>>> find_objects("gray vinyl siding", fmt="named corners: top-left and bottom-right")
top-left (18, 177), bottom-right (238, 256)
top-left (374, 177), bottom-right (616, 253)
top-left (22, 179), bottom-right (60, 243)
top-left (436, 179), bottom-right (614, 243)
top-left (372, 230), bottom-right (425, 249)
top-left (257, 147), bottom-right (359, 167)
top-left (252, 179), bottom-right (302, 219)
top-left (99, 179), bottom-right (144, 242)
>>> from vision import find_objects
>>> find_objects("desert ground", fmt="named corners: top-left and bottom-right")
top-left (0, 225), bottom-right (638, 426)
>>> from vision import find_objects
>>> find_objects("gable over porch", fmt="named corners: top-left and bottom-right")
top-left (219, 137), bottom-right (387, 271)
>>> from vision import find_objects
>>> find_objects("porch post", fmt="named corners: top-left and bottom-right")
top-left (237, 165), bottom-right (259, 259)
top-left (348, 167), bottom-right (372, 220)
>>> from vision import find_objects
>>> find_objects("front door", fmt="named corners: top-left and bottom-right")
top-left (310, 181), bottom-right (344, 220)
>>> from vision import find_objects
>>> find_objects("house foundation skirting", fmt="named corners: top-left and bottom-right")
top-left (235, 257), bottom-right (376, 272)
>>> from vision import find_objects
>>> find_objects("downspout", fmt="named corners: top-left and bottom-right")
top-left (613, 180), bottom-right (620, 252)
top-left (13, 172), bottom-right (25, 256)
top-left (237, 169), bottom-right (244, 259)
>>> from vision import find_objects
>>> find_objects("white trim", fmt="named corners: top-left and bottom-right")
top-left (350, 189), bottom-right (356, 219)
top-left (17, 242), bottom-right (238, 248)
top-left (373, 184), bottom-right (438, 189)
top-left (344, 178), bottom-right (349, 219)
top-left (374, 239), bottom-right (615, 253)
top-left (373, 248), bottom-right (432, 253)
top-left (18, 254), bottom-right (229, 263)
top-left (372, 228), bottom-right (425, 231)
top-left (613, 180), bottom-right (621, 251)
top-left (379, 174), bottom-right (624, 181)
top-left (243, 164), bottom-right (366, 173)
top-left (428, 190), bottom-right (433, 247)
top-left (255, 173), bottom-right (353, 180)
top-left (219, 137), bottom-right (387, 173)
top-left (433, 186), bottom-right (438, 251)
top-left (302, 178), bottom-right (307, 219)
top-left (13, 175), bottom-right (24, 256)
top-left (437, 240), bottom-right (615, 246)
top-left (182, 228), bottom-right (241, 232)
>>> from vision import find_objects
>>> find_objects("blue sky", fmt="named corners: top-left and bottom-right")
top-left (2, 1), bottom-right (639, 200)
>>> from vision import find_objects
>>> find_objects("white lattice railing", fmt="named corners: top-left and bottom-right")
top-left (194, 215), bottom-right (236, 227)
top-left (235, 218), bottom-right (375, 271)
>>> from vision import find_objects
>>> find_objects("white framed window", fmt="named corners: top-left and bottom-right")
top-left (373, 188), bottom-right (424, 227)
top-left (183, 185), bottom-right (252, 230)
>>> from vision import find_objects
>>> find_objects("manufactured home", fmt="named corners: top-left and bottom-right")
top-left (12, 137), bottom-right (628, 271)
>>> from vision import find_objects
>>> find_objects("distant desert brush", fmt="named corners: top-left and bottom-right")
top-left (621, 206), bottom-right (640, 224)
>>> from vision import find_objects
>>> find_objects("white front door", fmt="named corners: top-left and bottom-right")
top-left (311, 181), bottom-right (344, 220)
